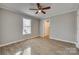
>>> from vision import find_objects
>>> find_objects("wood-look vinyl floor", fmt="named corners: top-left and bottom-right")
top-left (0, 37), bottom-right (79, 55)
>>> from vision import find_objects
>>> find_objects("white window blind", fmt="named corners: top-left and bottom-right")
top-left (23, 18), bottom-right (31, 35)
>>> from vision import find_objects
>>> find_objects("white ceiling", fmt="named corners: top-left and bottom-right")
top-left (0, 3), bottom-right (79, 19)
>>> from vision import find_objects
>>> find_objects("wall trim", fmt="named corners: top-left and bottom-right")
top-left (0, 36), bottom-right (40, 47)
top-left (75, 43), bottom-right (79, 48)
top-left (40, 35), bottom-right (46, 37)
top-left (50, 37), bottom-right (76, 44)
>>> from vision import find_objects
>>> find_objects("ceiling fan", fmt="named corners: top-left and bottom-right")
top-left (29, 3), bottom-right (51, 14)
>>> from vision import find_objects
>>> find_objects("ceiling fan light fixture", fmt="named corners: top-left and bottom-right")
top-left (38, 10), bottom-right (41, 13)
top-left (29, 3), bottom-right (51, 14)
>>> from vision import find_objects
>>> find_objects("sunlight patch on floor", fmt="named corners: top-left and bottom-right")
top-left (22, 47), bottom-right (31, 55)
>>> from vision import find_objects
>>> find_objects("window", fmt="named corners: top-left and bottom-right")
top-left (23, 18), bottom-right (31, 35)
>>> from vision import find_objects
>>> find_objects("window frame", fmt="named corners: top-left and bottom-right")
top-left (23, 18), bottom-right (31, 35)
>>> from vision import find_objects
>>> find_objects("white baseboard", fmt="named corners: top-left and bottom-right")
top-left (75, 43), bottom-right (79, 48)
top-left (0, 36), bottom-right (39, 47)
top-left (39, 35), bottom-right (48, 37)
top-left (50, 37), bottom-right (76, 44)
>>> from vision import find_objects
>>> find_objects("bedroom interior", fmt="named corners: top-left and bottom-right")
top-left (0, 3), bottom-right (79, 55)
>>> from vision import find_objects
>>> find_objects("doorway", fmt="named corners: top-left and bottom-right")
top-left (43, 19), bottom-right (50, 39)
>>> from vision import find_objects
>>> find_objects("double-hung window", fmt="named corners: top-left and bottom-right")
top-left (23, 18), bottom-right (31, 35)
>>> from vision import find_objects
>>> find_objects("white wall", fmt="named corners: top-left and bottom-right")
top-left (0, 8), bottom-right (40, 45)
top-left (50, 11), bottom-right (77, 43)
top-left (0, 10), bottom-right (2, 44)
top-left (40, 20), bottom-right (45, 37)
top-left (76, 9), bottom-right (79, 48)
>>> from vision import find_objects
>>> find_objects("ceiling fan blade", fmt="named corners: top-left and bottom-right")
top-left (42, 6), bottom-right (51, 10)
top-left (37, 3), bottom-right (41, 9)
top-left (29, 9), bottom-right (38, 10)
top-left (41, 11), bottom-right (46, 14)
top-left (35, 11), bottom-right (38, 14)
